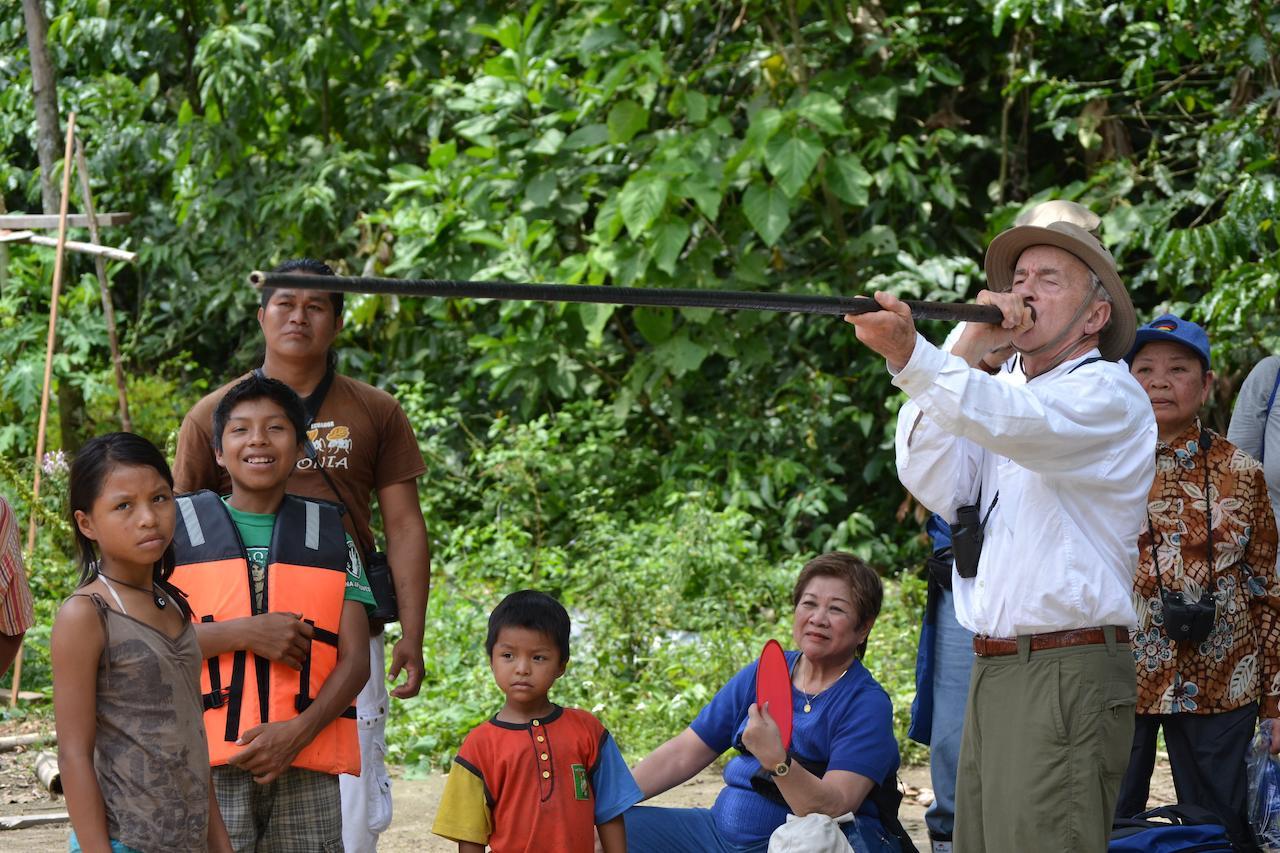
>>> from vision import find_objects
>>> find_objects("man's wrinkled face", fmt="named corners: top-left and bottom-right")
top-left (1009, 245), bottom-right (1110, 356)
top-left (258, 288), bottom-right (342, 364)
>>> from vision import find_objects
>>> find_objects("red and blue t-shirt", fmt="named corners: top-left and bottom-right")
top-left (432, 706), bottom-right (641, 852)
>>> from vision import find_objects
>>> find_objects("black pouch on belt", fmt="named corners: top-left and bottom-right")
top-left (365, 550), bottom-right (400, 623)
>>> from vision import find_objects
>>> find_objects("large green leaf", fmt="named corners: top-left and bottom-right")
top-left (765, 127), bottom-right (824, 198)
top-left (796, 92), bottom-right (845, 135)
top-left (652, 219), bottom-right (691, 275)
top-left (742, 185), bottom-right (791, 246)
top-left (826, 154), bottom-right (873, 206)
top-left (619, 176), bottom-right (669, 238)
top-left (634, 307), bottom-right (674, 344)
top-left (655, 332), bottom-right (709, 376)
top-left (608, 100), bottom-right (649, 144)
top-left (563, 124), bottom-right (609, 150)
top-left (577, 303), bottom-right (615, 346)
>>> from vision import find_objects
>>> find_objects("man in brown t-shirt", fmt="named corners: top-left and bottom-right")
top-left (173, 258), bottom-right (429, 852)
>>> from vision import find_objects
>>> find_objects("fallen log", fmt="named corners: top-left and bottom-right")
top-left (0, 812), bottom-right (69, 830)
top-left (0, 732), bottom-right (54, 752)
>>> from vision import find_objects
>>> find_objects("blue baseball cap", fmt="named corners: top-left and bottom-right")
top-left (1125, 313), bottom-right (1211, 369)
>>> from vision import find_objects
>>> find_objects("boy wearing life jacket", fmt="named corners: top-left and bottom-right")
top-left (176, 374), bottom-right (372, 851)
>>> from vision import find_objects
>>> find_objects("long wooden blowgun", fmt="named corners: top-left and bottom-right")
top-left (248, 272), bottom-right (1004, 324)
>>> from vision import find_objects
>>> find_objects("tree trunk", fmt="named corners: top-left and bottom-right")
top-left (22, 0), bottom-right (61, 215)
top-left (23, 1), bottom-right (87, 454)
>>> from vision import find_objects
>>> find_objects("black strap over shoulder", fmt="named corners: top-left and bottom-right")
top-left (1068, 355), bottom-right (1105, 374)
top-left (254, 366), bottom-right (335, 425)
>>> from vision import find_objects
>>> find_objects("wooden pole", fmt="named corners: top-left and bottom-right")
top-left (15, 112), bottom-right (76, 707)
top-left (0, 232), bottom-right (138, 263)
top-left (75, 136), bottom-right (132, 431)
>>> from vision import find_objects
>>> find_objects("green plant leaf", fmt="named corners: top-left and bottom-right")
top-left (796, 92), bottom-right (845, 135)
top-left (619, 176), bottom-right (669, 237)
top-left (742, 184), bottom-right (791, 246)
top-left (854, 77), bottom-right (898, 122)
top-left (608, 100), bottom-right (649, 144)
top-left (634, 307), bottom-right (674, 344)
top-left (428, 140), bottom-right (457, 168)
top-left (652, 220), bottom-right (691, 274)
top-left (765, 127), bottom-right (823, 197)
top-left (826, 154), bottom-right (873, 206)
top-left (577, 302), bottom-right (615, 346)
top-left (563, 124), bottom-right (609, 150)
top-left (655, 332), bottom-right (708, 375)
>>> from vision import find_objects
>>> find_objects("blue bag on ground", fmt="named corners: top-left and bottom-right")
top-left (1247, 718), bottom-right (1280, 851)
top-left (1109, 803), bottom-right (1232, 852)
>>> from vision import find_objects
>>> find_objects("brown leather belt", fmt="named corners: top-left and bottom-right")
top-left (972, 626), bottom-right (1130, 657)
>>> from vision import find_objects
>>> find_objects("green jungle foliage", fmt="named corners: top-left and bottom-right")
top-left (0, 0), bottom-right (1277, 765)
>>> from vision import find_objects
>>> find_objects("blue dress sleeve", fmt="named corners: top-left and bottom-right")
top-left (590, 730), bottom-right (643, 824)
top-left (688, 660), bottom-right (758, 755)
top-left (824, 676), bottom-right (898, 785)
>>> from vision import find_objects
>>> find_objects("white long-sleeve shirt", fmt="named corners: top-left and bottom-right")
top-left (893, 334), bottom-right (1157, 637)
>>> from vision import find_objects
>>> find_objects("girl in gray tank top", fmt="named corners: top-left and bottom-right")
top-left (52, 433), bottom-right (231, 852)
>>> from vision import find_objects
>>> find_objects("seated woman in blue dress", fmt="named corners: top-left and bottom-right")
top-left (624, 552), bottom-right (905, 853)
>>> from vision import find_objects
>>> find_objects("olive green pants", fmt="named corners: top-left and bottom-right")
top-left (954, 631), bottom-right (1136, 853)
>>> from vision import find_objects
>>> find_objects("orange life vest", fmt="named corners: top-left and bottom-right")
top-left (170, 490), bottom-right (359, 776)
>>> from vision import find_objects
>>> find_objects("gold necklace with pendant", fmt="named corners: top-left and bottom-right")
top-left (793, 656), bottom-right (849, 713)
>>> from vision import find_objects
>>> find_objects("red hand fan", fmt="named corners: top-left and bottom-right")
top-left (755, 638), bottom-right (793, 749)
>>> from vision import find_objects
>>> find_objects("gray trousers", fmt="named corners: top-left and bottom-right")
top-left (954, 630), bottom-right (1136, 853)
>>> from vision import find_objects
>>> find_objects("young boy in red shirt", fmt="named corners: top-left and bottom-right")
top-left (432, 590), bottom-right (641, 852)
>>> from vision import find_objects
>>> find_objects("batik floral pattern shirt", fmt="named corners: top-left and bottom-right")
top-left (1133, 421), bottom-right (1280, 716)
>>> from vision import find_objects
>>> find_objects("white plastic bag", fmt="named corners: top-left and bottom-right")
top-left (768, 812), bottom-right (857, 853)
top-left (1246, 718), bottom-right (1280, 852)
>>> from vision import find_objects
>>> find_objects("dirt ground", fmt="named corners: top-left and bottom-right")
top-left (0, 737), bottom-right (1178, 851)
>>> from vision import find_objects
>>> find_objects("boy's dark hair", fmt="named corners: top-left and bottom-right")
top-left (211, 374), bottom-right (309, 453)
top-left (259, 257), bottom-right (344, 315)
top-left (485, 590), bottom-right (571, 662)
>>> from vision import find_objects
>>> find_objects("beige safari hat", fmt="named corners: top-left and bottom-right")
top-left (983, 201), bottom-right (1135, 361)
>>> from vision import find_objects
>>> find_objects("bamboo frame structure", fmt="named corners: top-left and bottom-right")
top-left (14, 111), bottom-right (77, 706)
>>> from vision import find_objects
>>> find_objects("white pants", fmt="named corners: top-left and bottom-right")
top-left (339, 637), bottom-right (393, 853)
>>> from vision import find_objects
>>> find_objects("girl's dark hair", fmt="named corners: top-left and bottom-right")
top-left (68, 433), bottom-right (188, 615)
top-left (485, 590), bottom-right (571, 663)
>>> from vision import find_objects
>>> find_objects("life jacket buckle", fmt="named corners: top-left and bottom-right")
top-left (203, 686), bottom-right (232, 711)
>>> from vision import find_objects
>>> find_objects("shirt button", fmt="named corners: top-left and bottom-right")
top-left (542, 770), bottom-right (550, 779)
top-left (541, 752), bottom-right (548, 760)
top-left (536, 735), bottom-right (545, 742)
top-left (532, 720), bottom-right (541, 727)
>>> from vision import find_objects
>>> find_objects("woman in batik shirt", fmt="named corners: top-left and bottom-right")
top-left (1117, 314), bottom-right (1280, 850)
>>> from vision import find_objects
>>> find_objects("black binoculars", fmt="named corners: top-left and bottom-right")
top-left (950, 503), bottom-right (986, 579)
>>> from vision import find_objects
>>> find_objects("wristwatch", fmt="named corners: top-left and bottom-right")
top-left (770, 753), bottom-right (793, 778)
